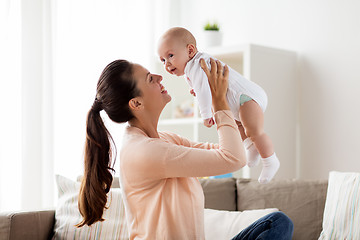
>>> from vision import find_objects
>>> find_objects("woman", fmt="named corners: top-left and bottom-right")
top-left (77, 58), bottom-right (294, 239)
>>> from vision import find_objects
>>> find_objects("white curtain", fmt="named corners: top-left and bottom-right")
top-left (0, 0), bottom-right (22, 212)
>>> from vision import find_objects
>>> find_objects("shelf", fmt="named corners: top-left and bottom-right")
top-left (199, 44), bottom-right (247, 58)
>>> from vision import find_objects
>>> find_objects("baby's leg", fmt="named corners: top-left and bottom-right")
top-left (239, 99), bottom-right (279, 183)
top-left (235, 120), bottom-right (261, 167)
top-left (234, 120), bottom-right (247, 140)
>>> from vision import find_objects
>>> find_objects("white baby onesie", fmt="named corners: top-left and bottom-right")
top-left (184, 52), bottom-right (268, 122)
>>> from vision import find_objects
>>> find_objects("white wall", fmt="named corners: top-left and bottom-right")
top-left (174, 0), bottom-right (360, 180)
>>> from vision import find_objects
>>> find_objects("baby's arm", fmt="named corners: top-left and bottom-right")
top-left (191, 62), bottom-right (214, 125)
top-left (190, 87), bottom-right (214, 127)
top-left (189, 88), bottom-right (214, 127)
top-left (203, 118), bottom-right (215, 128)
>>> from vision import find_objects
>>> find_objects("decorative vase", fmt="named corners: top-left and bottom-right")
top-left (202, 30), bottom-right (223, 48)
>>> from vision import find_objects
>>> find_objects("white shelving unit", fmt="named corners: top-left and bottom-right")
top-left (155, 44), bottom-right (297, 179)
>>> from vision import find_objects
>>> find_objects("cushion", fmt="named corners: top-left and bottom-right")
top-left (319, 171), bottom-right (360, 240)
top-left (236, 178), bottom-right (328, 240)
top-left (53, 175), bottom-right (129, 240)
top-left (204, 208), bottom-right (278, 240)
top-left (199, 178), bottom-right (237, 211)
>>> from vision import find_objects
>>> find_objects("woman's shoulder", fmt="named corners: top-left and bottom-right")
top-left (122, 128), bottom-right (178, 155)
top-left (120, 131), bottom-right (167, 168)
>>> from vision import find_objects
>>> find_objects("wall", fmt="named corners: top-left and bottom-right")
top-left (173, 0), bottom-right (360, 180)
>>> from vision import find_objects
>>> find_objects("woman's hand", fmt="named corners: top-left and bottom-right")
top-left (200, 58), bottom-right (230, 112)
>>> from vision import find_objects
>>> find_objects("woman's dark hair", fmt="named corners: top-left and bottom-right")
top-left (77, 60), bottom-right (141, 227)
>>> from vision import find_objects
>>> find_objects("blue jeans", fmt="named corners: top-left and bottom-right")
top-left (231, 212), bottom-right (294, 240)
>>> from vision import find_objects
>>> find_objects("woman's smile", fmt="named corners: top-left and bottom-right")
top-left (160, 83), bottom-right (167, 94)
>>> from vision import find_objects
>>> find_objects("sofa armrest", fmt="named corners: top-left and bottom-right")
top-left (0, 210), bottom-right (55, 240)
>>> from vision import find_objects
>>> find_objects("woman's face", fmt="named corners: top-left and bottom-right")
top-left (132, 64), bottom-right (171, 115)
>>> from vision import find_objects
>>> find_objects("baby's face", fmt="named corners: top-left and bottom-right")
top-left (157, 37), bottom-right (191, 76)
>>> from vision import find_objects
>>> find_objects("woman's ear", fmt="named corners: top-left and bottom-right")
top-left (129, 97), bottom-right (143, 110)
top-left (187, 44), bottom-right (197, 58)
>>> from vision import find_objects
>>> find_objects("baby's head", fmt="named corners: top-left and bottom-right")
top-left (157, 27), bottom-right (198, 76)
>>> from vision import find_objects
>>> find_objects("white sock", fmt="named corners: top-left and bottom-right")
top-left (243, 138), bottom-right (260, 168)
top-left (258, 153), bottom-right (280, 184)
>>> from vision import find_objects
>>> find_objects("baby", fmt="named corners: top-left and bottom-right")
top-left (157, 27), bottom-right (279, 183)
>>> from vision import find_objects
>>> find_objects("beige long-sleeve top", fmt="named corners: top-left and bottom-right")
top-left (119, 110), bottom-right (245, 240)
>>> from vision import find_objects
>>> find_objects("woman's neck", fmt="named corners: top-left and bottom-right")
top-left (128, 116), bottom-right (160, 138)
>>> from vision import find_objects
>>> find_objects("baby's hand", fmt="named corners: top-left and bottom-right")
top-left (203, 118), bottom-right (215, 128)
top-left (190, 89), bottom-right (196, 97)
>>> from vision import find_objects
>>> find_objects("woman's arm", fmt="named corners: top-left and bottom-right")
top-left (140, 110), bottom-right (245, 178)
top-left (159, 131), bottom-right (219, 150)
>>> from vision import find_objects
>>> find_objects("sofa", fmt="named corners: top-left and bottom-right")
top-left (0, 177), bottom-right (328, 240)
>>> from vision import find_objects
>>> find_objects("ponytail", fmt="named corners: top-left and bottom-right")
top-left (77, 59), bottom-right (140, 227)
top-left (77, 105), bottom-right (115, 227)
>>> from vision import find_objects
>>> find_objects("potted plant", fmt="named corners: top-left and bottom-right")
top-left (204, 22), bottom-right (220, 31)
top-left (202, 22), bottom-right (222, 48)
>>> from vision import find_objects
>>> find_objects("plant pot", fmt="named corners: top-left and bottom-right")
top-left (202, 30), bottom-right (222, 48)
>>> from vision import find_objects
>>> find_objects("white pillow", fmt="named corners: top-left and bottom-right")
top-left (53, 175), bottom-right (129, 240)
top-left (319, 171), bottom-right (360, 240)
top-left (204, 208), bottom-right (279, 240)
